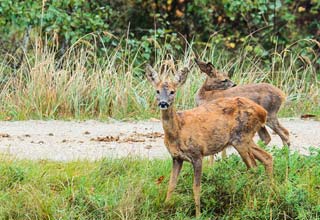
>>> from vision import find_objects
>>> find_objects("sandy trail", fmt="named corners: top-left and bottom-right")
top-left (0, 119), bottom-right (319, 161)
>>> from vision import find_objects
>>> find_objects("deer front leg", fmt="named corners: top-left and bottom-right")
top-left (233, 142), bottom-right (257, 169)
top-left (165, 157), bottom-right (183, 202)
top-left (251, 143), bottom-right (273, 177)
top-left (192, 158), bottom-right (203, 218)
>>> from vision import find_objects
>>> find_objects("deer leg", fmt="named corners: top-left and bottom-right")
top-left (251, 143), bottom-right (273, 177)
top-left (233, 143), bottom-right (257, 169)
top-left (165, 158), bottom-right (183, 202)
top-left (192, 158), bottom-right (203, 218)
top-left (267, 116), bottom-right (290, 146)
top-left (258, 126), bottom-right (271, 145)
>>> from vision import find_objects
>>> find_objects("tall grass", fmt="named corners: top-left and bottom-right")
top-left (0, 35), bottom-right (319, 120)
top-left (0, 147), bottom-right (320, 219)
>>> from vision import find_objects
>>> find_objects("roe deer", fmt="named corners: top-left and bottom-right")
top-left (195, 59), bottom-right (290, 147)
top-left (145, 64), bottom-right (273, 217)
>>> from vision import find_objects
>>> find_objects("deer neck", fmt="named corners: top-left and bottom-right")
top-left (161, 106), bottom-right (179, 135)
top-left (198, 84), bottom-right (207, 96)
top-left (160, 106), bottom-right (181, 154)
top-left (197, 79), bottom-right (217, 99)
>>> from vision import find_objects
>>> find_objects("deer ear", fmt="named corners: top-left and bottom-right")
top-left (194, 59), bottom-right (217, 77)
top-left (173, 67), bottom-right (189, 87)
top-left (145, 64), bottom-right (160, 87)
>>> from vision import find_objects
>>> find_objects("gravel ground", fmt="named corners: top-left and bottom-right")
top-left (0, 118), bottom-right (319, 161)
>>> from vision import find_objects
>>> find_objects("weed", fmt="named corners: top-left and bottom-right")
top-left (0, 147), bottom-right (319, 219)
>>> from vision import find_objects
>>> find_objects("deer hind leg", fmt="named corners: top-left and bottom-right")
top-left (165, 158), bottom-right (183, 202)
top-left (258, 126), bottom-right (271, 145)
top-left (250, 141), bottom-right (273, 177)
top-left (192, 158), bottom-right (203, 218)
top-left (267, 116), bottom-right (290, 146)
top-left (233, 142), bottom-right (257, 169)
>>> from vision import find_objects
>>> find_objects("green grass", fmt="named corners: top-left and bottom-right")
top-left (0, 35), bottom-right (319, 121)
top-left (1, 147), bottom-right (320, 219)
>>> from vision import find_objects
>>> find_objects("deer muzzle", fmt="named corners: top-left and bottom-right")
top-left (158, 101), bottom-right (169, 110)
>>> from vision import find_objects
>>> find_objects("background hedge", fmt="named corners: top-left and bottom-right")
top-left (1, 0), bottom-right (319, 54)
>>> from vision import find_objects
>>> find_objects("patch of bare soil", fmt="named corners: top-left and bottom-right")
top-left (0, 119), bottom-right (318, 161)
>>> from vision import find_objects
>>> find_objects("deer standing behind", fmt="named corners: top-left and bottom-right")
top-left (145, 63), bottom-right (273, 217)
top-left (195, 59), bottom-right (290, 149)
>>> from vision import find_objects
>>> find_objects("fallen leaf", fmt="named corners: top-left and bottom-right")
top-left (0, 133), bottom-right (10, 138)
top-left (156, 176), bottom-right (165, 185)
top-left (144, 132), bottom-right (164, 138)
top-left (301, 114), bottom-right (316, 119)
top-left (122, 137), bottom-right (145, 143)
top-left (91, 136), bottom-right (120, 142)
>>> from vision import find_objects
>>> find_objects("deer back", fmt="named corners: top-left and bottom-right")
top-left (195, 59), bottom-right (285, 115)
top-left (198, 83), bottom-right (285, 116)
top-left (172, 97), bottom-right (267, 158)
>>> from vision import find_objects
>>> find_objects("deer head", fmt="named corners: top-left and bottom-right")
top-left (195, 59), bottom-right (236, 90)
top-left (145, 64), bottom-right (189, 110)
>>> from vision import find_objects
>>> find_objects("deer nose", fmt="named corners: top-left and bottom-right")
top-left (158, 101), bottom-right (169, 109)
top-left (232, 83), bottom-right (237, 87)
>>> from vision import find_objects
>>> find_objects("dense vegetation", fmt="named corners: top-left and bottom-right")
top-left (0, 147), bottom-right (319, 219)
top-left (0, 37), bottom-right (318, 120)
top-left (1, 0), bottom-right (319, 55)
top-left (0, 0), bottom-right (319, 120)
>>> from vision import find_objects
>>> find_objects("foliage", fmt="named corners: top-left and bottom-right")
top-left (0, 147), bottom-right (320, 219)
top-left (0, 0), bottom-right (319, 58)
top-left (0, 1), bottom-right (319, 120)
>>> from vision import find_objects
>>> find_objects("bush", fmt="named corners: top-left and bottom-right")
top-left (1, 0), bottom-right (319, 56)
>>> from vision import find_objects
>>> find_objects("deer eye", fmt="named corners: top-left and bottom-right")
top-left (156, 90), bottom-right (160, 94)
top-left (170, 91), bottom-right (175, 95)
top-left (222, 79), bottom-right (228, 83)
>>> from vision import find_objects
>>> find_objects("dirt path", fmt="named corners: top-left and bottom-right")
top-left (0, 119), bottom-right (319, 161)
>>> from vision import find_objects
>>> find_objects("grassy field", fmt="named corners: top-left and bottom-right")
top-left (0, 36), bottom-right (319, 121)
top-left (0, 146), bottom-right (320, 219)
top-left (0, 34), bottom-right (319, 219)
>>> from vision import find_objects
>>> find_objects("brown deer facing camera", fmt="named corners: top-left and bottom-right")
top-left (146, 64), bottom-right (273, 217)
top-left (195, 59), bottom-right (290, 148)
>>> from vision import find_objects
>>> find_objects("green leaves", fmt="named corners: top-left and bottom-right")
top-left (1, 0), bottom-right (319, 59)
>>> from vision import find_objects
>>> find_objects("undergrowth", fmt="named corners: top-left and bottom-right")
top-left (0, 147), bottom-right (320, 219)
